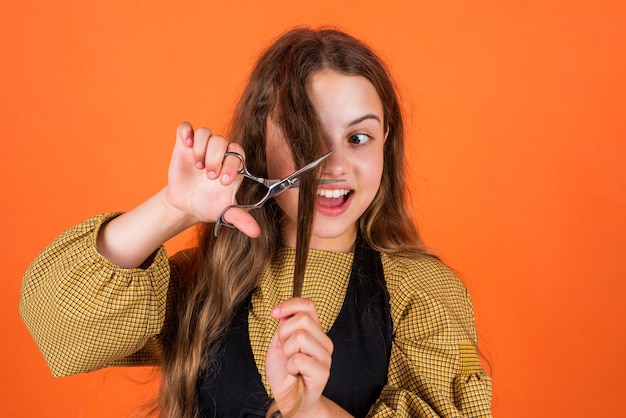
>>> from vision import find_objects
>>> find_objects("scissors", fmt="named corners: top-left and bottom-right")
top-left (214, 150), bottom-right (341, 236)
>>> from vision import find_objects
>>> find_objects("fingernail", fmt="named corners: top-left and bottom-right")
top-left (207, 170), bottom-right (217, 179)
top-left (184, 136), bottom-right (193, 146)
top-left (196, 161), bottom-right (205, 169)
top-left (221, 174), bottom-right (231, 183)
top-left (271, 306), bottom-right (281, 317)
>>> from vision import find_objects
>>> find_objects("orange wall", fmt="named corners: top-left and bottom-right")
top-left (2, 1), bottom-right (625, 416)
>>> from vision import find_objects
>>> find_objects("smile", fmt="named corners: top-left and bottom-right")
top-left (316, 189), bottom-right (350, 198)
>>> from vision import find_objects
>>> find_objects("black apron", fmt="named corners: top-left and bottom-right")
top-left (197, 237), bottom-right (392, 418)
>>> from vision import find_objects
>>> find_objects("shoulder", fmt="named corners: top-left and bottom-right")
top-left (381, 252), bottom-right (476, 341)
top-left (381, 252), bottom-right (466, 299)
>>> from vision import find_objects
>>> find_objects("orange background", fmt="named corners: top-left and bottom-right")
top-left (2, 1), bottom-right (625, 417)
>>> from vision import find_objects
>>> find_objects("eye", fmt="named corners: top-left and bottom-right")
top-left (348, 133), bottom-right (371, 145)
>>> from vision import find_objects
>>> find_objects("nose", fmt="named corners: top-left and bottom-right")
top-left (322, 147), bottom-right (347, 178)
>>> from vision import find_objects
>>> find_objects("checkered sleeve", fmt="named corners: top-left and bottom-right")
top-left (367, 254), bottom-right (492, 417)
top-left (19, 213), bottom-right (177, 377)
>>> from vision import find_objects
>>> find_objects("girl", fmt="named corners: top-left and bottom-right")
top-left (20, 28), bottom-right (492, 417)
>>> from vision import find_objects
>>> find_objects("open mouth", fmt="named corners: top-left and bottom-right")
top-left (316, 188), bottom-right (352, 209)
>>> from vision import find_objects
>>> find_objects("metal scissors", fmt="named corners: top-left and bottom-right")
top-left (214, 150), bottom-right (341, 236)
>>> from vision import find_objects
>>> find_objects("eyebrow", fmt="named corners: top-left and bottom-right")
top-left (345, 114), bottom-right (381, 128)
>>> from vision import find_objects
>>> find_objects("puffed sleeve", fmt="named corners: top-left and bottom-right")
top-left (19, 213), bottom-right (187, 377)
top-left (368, 254), bottom-right (492, 417)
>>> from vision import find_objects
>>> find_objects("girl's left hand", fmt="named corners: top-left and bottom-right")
top-left (265, 297), bottom-right (335, 416)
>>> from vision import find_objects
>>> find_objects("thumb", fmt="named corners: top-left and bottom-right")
top-left (216, 207), bottom-right (261, 238)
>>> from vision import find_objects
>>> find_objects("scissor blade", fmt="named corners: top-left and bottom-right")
top-left (275, 150), bottom-right (335, 190)
top-left (290, 150), bottom-right (334, 179)
top-left (276, 179), bottom-right (343, 189)
top-left (265, 150), bottom-right (340, 197)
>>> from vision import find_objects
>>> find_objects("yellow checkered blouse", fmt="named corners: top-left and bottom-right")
top-left (20, 214), bottom-right (492, 417)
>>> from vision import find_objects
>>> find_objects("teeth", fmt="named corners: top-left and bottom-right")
top-left (317, 189), bottom-right (350, 198)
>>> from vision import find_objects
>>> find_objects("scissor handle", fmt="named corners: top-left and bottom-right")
top-left (213, 152), bottom-right (274, 236)
top-left (213, 183), bottom-right (276, 236)
top-left (213, 201), bottom-right (267, 236)
top-left (223, 151), bottom-right (247, 175)
top-left (224, 151), bottom-right (270, 185)
top-left (213, 205), bottom-right (237, 235)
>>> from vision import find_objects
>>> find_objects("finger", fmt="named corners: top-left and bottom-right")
top-left (192, 128), bottom-right (212, 171)
top-left (203, 134), bottom-right (229, 179)
top-left (271, 298), bottom-right (320, 322)
top-left (281, 329), bottom-right (333, 363)
top-left (285, 352), bottom-right (331, 384)
top-left (222, 207), bottom-right (262, 238)
top-left (278, 316), bottom-right (333, 357)
top-left (176, 121), bottom-right (194, 147)
top-left (219, 143), bottom-right (245, 185)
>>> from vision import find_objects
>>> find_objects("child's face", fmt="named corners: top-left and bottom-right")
top-left (266, 69), bottom-right (387, 252)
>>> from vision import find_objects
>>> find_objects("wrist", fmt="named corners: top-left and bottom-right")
top-left (158, 187), bottom-right (198, 232)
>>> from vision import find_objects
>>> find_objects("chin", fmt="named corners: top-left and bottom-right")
top-left (309, 222), bottom-right (358, 249)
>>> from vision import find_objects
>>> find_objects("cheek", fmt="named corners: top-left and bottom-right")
top-left (267, 156), bottom-right (293, 180)
top-left (265, 120), bottom-right (296, 180)
top-left (357, 152), bottom-right (385, 189)
top-left (273, 189), bottom-right (299, 213)
top-left (266, 139), bottom-right (293, 179)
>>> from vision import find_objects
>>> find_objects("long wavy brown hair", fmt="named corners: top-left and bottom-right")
top-left (158, 27), bottom-right (426, 418)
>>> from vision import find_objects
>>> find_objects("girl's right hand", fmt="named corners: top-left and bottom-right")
top-left (165, 122), bottom-right (261, 237)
